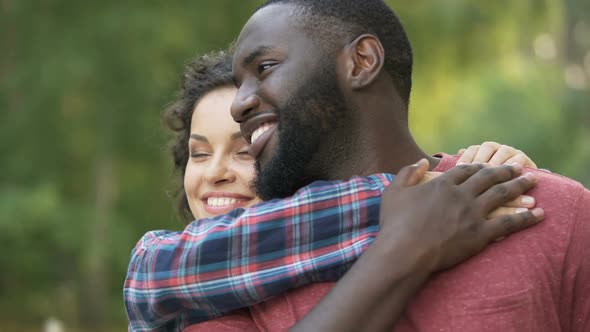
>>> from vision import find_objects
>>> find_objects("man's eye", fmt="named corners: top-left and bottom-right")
top-left (257, 62), bottom-right (275, 74)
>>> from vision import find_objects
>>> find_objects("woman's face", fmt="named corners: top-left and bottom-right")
top-left (184, 86), bottom-right (261, 219)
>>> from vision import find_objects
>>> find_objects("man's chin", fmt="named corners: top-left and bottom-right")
top-left (254, 158), bottom-right (298, 200)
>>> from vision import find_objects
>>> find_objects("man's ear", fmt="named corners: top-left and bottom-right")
top-left (345, 34), bottom-right (385, 90)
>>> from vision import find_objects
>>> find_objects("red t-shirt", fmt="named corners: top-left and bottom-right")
top-left (186, 154), bottom-right (590, 332)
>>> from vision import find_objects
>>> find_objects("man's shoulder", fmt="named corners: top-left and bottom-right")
top-left (525, 168), bottom-right (588, 225)
top-left (528, 167), bottom-right (586, 193)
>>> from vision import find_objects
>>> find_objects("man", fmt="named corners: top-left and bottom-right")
top-left (226, 0), bottom-right (590, 331)
top-left (125, 1), bottom-right (588, 331)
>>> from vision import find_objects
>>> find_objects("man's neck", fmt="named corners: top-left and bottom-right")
top-left (326, 101), bottom-right (440, 179)
top-left (333, 129), bottom-right (439, 179)
top-left (319, 81), bottom-right (441, 180)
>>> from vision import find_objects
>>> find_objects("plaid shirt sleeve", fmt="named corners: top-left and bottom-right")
top-left (124, 173), bottom-right (394, 331)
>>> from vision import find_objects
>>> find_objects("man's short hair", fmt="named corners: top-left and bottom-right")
top-left (258, 0), bottom-right (413, 104)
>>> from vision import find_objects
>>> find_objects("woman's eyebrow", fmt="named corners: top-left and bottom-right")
top-left (190, 134), bottom-right (209, 143)
top-left (231, 132), bottom-right (245, 140)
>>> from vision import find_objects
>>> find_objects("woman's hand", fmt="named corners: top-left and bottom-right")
top-left (421, 171), bottom-right (536, 220)
top-left (457, 141), bottom-right (537, 168)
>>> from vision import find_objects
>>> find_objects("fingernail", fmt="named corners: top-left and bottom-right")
top-left (524, 172), bottom-right (537, 182)
top-left (457, 161), bottom-right (466, 165)
top-left (516, 208), bottom-right (528, 213)
top-left (532, 208), bottom-right (544, 220)
top-left (521, 196), bottom-right (535, 205)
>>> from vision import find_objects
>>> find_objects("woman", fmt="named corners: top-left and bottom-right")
top-left (165, 53), bottom-right (262, 221)
top-left (126, 51), bottom-right (538, 331)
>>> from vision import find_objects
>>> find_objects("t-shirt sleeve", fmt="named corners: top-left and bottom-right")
top-left (565, 187), bottom-right (590, 331)
top-left (182, 311), bottom-right (259, 332)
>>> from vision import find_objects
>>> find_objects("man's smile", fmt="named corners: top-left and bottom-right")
top-left (248, 121), bottom-right (277, 159)
top-left (240, 113), bottom-right (278, 159)
top-left (251, 122), bottom-right (276, 145)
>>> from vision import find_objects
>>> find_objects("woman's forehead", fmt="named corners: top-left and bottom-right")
top-left (191, 87), bottom-right (240, 137)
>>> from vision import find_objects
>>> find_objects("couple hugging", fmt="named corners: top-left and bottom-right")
top-left (125, 1), bottom-right (590, 331)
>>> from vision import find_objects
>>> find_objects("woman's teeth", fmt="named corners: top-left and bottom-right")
top-left (251, 122), bottom-right (274, 144)
top-left (207, 197), bottom-right (244, 207)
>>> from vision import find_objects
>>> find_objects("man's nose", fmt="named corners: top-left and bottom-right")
top-left (230, 84), bottom-right (260, 123)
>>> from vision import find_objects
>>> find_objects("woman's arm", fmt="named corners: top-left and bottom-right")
top-left (125, 174), bottom-right (391, 331)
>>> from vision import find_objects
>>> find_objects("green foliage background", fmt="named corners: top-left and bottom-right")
top-left (1, 0), bottom-right (589, 330)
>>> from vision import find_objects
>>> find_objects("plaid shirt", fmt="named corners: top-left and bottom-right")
top-left (124, 173), bottom-right (393, 331)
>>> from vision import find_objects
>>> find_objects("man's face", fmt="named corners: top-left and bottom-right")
top-left (231, 5), bottom-right (350, 200)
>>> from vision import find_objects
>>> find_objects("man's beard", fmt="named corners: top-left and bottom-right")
top-left (252, 60), bottom-right (350, 201)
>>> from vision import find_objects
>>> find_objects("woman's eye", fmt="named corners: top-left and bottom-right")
top-left (191, 153), bottom-right (210, 160)
top-left (236, 150), bottom-right (253, 159)
top-left (233, 77), bottom-right (242, 89)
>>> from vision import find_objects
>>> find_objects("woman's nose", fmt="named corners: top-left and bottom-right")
top-left (204, 156), bottom-right (237, 185)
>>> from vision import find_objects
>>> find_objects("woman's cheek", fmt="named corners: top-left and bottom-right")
top-left (235, 160), bottom-right (256, 182)
top-left (184, 163), bottom-right (204, 197)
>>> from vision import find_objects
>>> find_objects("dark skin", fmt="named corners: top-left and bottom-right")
top-left (231, 5), bottom-right (544, 331)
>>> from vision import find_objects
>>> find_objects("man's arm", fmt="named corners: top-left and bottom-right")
top-left (125, 174), bottom-right (391, 331)
top-left (290, 161), bottom-right (543, 332)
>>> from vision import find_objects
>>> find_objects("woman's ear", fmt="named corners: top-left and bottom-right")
top-left (345, 34), bottom-right (385, 90)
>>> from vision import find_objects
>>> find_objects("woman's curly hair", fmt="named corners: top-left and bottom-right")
top-left (163, 50), bottom-right (234, 222)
